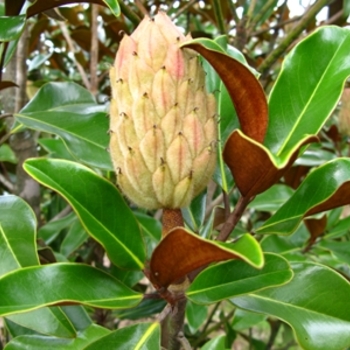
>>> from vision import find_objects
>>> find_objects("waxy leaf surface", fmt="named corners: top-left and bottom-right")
top-left (15, 82), bottom-right (112, 170)
top-left (84, 322), bottom-right (160, 350)
top-left (232, 262), bottom-right (350, 350)
top-left (258, 158), bottom-right (350, 235)
top-left (187, 254), bottom-right (292, 304)
top-left (223, 129), bottom-right (316, 198)
top-left (0, 195), bottom-right (39, 275)
top-left (266, 26), bottom-right (350, 158)
top-left (0, 263), bottom-right (142, 316)
top-left (24, 158), bottom-right (145, 269)
top-left (3, 324), bottom-right (110, 350)
top-left (0, 15), bottom-right (25, 41)
top-left (149, 228), bottom-right (263, 289)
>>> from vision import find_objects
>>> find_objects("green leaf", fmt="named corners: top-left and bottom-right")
top-left (0, 195), bottom-right (39, 276)
top-left (0, 15), bottom-right (26, 41)
top-left (24, 158), bottom-right (145, 270)
top-left (266, 27), bottom-right (350, 158)
top-left (0, 144), bottom-right (17, 163)
top-left (60, 218), bottom-right (88, 257)
top-left (201, 335), bottom-right (228, 350)
top-left (187, 254), bottom-right (292, 304)
top-left (102, 0), bottom-right (120, 17)
top-left (232, 262), bottom-right (350, 350)
top-left (6, 308), bottom-right (76, 338)
top-left (3, 324), bottom-right (110, 350)
top-left (84, 322), bottom-right (160, 350)
top-left (248, 184), bottom-right (294, 212)
top-left (15, 82), bottom-right (112, 170)
top-left (38, 211), bottom-right (76, 244)
top-left (38, 138), bottom-right (76, 161)
top-left (0, 263), bottom-right (142, 317)
top-left (231, 309), bottom-right (266, 331)
top-left (257, 159), bottom-right (350, 235)
top-left (186, 301), bottom-right (207, 333)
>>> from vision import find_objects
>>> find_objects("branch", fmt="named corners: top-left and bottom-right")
top-left (58, 21), bottom-right (91, 90)
top-left (211, 0), bottom-right (226, 34)
top-left (90, 4), bottom-right (99, 96)
top-left (216, 195), bottom-right (252, 242)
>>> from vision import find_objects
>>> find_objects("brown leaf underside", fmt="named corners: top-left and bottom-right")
top-left (223, 130), bottom-right (318, 198)
top-left (149, 228), bottom-right (238, 289)
top-left (182, 43), bottom-right (268, 143)
top-left (306, 182), bottom-right (350, 217)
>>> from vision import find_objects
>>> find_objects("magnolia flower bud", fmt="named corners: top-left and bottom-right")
top-left (110, 12), bottom-right (217, 209)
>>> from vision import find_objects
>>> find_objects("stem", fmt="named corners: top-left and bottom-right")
top-left (162, 208), bottom-right (184, 238)
top-left (160, 209), bottom-right (187, 350)
top-left (211, 0), bottom-right (226, 34)
top-left (119, 1), bottom-right (141, 26)
top-left (249, 0), bottom-right (278, 30)
top-left (58, 21), bottom-right (91, 90)
top-left (90, 4), bottom-right (99, 96)
top-left (217, 195), bottom-right (252, 242)
top-left (258, 0), bottom-right (332, 75)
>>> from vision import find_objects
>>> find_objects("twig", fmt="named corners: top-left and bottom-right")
top-left (0, 113), bottom-right (13, 120)
top-left (258, 0), bottom-right (332, 75)
top-left (90, 4), bottom-right (99, 96)
top-left (217, 195), bottom-right (252, 242)
top-left (177, 332), bottom-right (192, 350)
top-left (58, 21), bottom-right (91, 90)
top-left (0, 173), bottom-right (14, 192)
top-left (119, 1), bottom-right (141, 26)
top-left (211, 0), bottom-right (226, 34)
top-left (173, 0), bottom-right (198, 19)
top-left (249, 0), bottom-right (279, 30)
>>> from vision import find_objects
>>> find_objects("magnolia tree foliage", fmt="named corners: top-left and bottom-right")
top-left (1, 1), bottom-right (350, 349)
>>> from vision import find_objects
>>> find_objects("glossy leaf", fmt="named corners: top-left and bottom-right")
top-left (6, 308), bottom-right (76, 338)
top-left (0, 144), bottom-right (17, 163)
top-left (231, 309), bottom-right (266, 331)
top-left (232, 262), bottom-right (350, 350)
top-left (38, 138), bottom-right (76, 161)
top-left (149, 228), bottom-right (263, 289)
top-left (0, 195), bottom-right (39, 275)
top-left (0, 15), bottom-right (25, 41)
top-left (182, 39), bottom-right (268, 143)
top-left (186, 301), bottom-right (207, 333)
top-left (201, 335), bottom-right (227, 350)
top-left (266, 26), bottom-right (350, 158)
top-left (223, 129), bottom-right (316, 198)
top-left (60, 219), bottom-right (88, 257)
top-left (248, 184), bottom-right (294, 212)
top-left (24, 158), bottom-right (145, 270)
top-left (0, 263), bottom-right (142, 316)
top-left (38, 211), bottom-right (76, 244)
top-left (257, 159), bottom-right (350, 235)
top-left (3, 324), bottom-right (110, 350)
top-left (15, 82), bottom-right (112, 170)
top-left (84, 322), bottom-right (160, 350)
top-left (187, 254), bottom-right (292, 304)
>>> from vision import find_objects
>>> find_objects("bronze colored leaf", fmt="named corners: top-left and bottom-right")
top-left (149, 228), bottom-right (239, 289)
top-left (0, 81), bottom-right (18, 91)
top-left (223, 129), bottom-right (318, 198)
top-left (304, 215), bottom-right (327, 250)
top-left (306, 182), bottom-right (350, 217)
top-left (182, 42), bottom-right (268, 143)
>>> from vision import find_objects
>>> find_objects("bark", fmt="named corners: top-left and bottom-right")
top-left (5, 25), bottom-right (41, 220)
